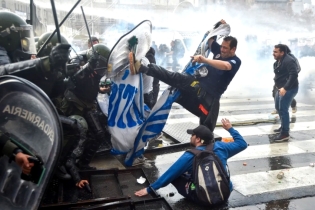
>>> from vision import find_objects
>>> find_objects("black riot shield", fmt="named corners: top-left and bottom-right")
top-left (0, 75), bottom-right (62, 210)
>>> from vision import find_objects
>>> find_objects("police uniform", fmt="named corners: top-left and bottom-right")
top-left (55, 44), bottom-right (111, 169)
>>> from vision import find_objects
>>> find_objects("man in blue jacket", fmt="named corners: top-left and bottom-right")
top-left (272, 44), bottom-right (299, 142)
top-left (134, 118), bottom-right (247, 202)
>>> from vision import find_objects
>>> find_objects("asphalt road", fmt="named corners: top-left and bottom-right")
top-left (129, 81), bottom-right (315, 210)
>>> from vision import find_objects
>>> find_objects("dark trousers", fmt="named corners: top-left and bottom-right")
top-left (141, 64), bottom-right (220, 131)
top-left (171, 174), bottom-right (197, 203)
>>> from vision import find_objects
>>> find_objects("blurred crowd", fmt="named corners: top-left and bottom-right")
top-left (151, 39), bottom-right (186, 72)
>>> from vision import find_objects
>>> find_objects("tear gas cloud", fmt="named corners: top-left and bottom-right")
top-left (54, 1), bottom-right (314, 101)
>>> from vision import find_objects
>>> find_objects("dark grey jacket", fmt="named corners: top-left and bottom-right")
top-left (273, 53), bottom-right (299, 90)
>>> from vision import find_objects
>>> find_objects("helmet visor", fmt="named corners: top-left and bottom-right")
top-left (18, 25), bottom-right (37, 54)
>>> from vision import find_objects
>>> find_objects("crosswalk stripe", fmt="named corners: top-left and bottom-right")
top-left (153, 91), bottom-right (315, 199)
top-left (166, 110), bottom-right (315, 124)
top-left (229, 139), bottom-right (315, 162)
top-left (211, 121), bottom-right (315, 137)
top-left (219, 97), bottom-right (275, 104)
top-left (167, 103), bottom-right (313, 114)
top-left (153, 139), bottom-right (315, 166)
top-left (231, 166), bottom-right (315, 196)
top-left (158, 86), bottom-right (276, 104)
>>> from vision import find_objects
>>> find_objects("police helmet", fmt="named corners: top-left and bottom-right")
top-left (86, 43), bottom-right (110, 76)
top-left (0, 11), bottom-right (37, 54)
top-left (36, 32), bottom-right (69, 57)
top-left (68, 115), bottom-right (88, 131)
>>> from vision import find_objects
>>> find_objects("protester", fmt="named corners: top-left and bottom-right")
top-left (135, 118), bottom-right (247, 206)
top-left (128, 20), bottom-right (241, 132)
top-left (271, 45), bottom-right (300, 115)
top-left (88, 36), bottom-right (99, 49)
top-left (272, 44), bottom-right (299, 142)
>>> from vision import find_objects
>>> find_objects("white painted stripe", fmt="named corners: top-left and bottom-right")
top-left (161, 95), bottom-right (276, 105)
top-left (153, 139), bottom-right (315, 167)
top-left (166, 110), bottom-right (315, 125)
top-left (167, 103), bottom-right (314, 114)
top-left (212, 121), bottom-right (315, 138)
top-left (219, 97), bottom-right (275, 104)
top-left (228, 139), bottom-right (315, 162)
top-left (158, 84), bottom-right (276, 104)
top-left (231, 166), bottom-right (315, 196)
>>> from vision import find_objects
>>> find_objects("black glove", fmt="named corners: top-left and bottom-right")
top-left (49, 43), bottom-right (71, 69)
top-left (87, 51), bottom-right (100, 70)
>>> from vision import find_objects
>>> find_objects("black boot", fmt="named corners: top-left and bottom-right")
top-left (76, 131), bottom-right (99, 170)
top-left (65, 154), bottom-right (82, 183)
top-left (77, 110), bottom-right (112, 169)
top-left (55, 165), bottom-right (71, 180)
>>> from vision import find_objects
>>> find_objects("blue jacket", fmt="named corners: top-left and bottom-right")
top-left (147, 127), bottom-right (247, 193)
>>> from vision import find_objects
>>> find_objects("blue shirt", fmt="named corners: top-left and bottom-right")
top-left (147, 127), bottom-right (247, 193)
top-left (198, 41), bottom-right (241, 98)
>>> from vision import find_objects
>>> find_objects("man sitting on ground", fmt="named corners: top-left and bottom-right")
top-left (134, 118), bottom-right (247, 206)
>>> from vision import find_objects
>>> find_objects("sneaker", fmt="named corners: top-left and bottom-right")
top-left (273, 127), bottom-right (282, 133)
top-left (274, 133), bottom-right (290, 142)
top-left (128, 52), bottom-right (141, 75)
top-left (271, 109), bottom-right (278, 114)
top-left (292, 106), bottom-right (297, 113)
top-left (132, 156), bottom-right (146, 166)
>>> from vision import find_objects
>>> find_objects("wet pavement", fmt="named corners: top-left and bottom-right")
top-left (90, 88), bottom-right (315, 209)
top-left (92, 132), bottom-right (315, 209)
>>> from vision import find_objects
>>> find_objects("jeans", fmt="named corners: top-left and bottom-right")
top-left (272, 85), bottom-right (297, 108)
top-left (275, 87), bottom-right (298, 134)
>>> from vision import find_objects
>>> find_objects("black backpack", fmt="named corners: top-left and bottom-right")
top-left (188, 144), bottom-right (231, 206)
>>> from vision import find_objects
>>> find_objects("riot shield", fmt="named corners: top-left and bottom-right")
top-left (0, 75), bottom-right (62, 210)
top-left (106, 20), bottom-right (152, 78)
top-left (105, 20), bottom-right (153, 166)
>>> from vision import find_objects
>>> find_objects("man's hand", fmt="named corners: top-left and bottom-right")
top-left (99, 86), bottom-right (110, 93)
top-left (221, 118), bottom-right (232, 130)
top-left (191, 55), bottom-right (206, 63)
top-left (135, 188), bottom-right (148, 197)
top-left (213, 19), bottom-right (227, 30)
top-left (15, 153), bottom-right (34, 175)
top-left (220, 19), bottom-right (226, 24)
top-left (279, 87), bottom-right (287, 96)
top-left (76, 180), bottom-right (89, 188)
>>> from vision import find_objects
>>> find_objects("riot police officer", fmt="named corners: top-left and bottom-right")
top-left (56, 43), bottom-right (112, 170)
top-left (0, 11), bottom-right (71, 96)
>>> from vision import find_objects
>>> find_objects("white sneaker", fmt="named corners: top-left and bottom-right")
top-left (271, 109), bottom-right (278, 114)
top-left (292, 106), bottom-right (297, 113)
